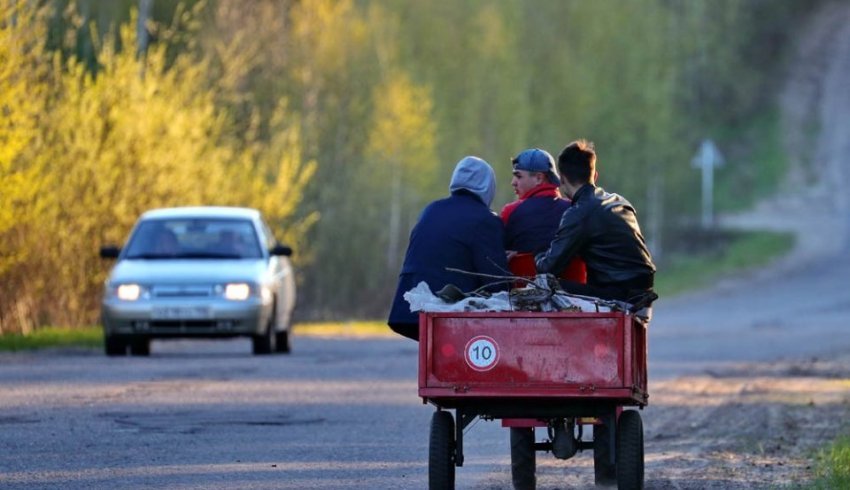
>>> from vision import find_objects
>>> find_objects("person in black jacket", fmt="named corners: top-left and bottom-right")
top-left (535, 140), bottom-right (656, 304)
top-left (388, 156), bottom-right (509, 340)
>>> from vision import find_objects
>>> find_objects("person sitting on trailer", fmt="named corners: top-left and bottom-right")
top-left (534, 140), bottom-right (656, 306)
top-left (388, 156), bottom-right (510, 341)
top-left (499, 147), bottom-right (586, 283)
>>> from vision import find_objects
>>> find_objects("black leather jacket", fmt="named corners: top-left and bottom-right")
top-left (535, 184), bottom-right (655, 288)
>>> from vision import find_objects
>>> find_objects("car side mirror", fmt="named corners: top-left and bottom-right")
top-left (270, 244), bottom-right (293, 256)
top-left (100, 245), bottom-right (121, 259)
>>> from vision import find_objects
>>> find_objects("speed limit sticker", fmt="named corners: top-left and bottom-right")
top-left (464, 336), bottom-right (499, 371)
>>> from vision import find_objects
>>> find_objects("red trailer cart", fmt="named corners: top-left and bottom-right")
top-left (418, 310), bottom-right (648, 489)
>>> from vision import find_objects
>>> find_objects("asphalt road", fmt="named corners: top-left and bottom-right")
top-left (3, 213), bottom-right (849, 489)
top-left (649, 245), bottom-right (850, 380)
top-left (3, 181), bottom-right (848, 485)
top-left (2, 216), bottom-right (849, 490)
top-left (0, 337), bottom-right (443, 489)
top-left (3, 240), bottom-right (848, 490)
top-left (3, 249), bottom-right (847, 490)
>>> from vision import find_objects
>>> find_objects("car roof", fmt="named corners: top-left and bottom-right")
top-left (139, 206), bottom-right (261, 221)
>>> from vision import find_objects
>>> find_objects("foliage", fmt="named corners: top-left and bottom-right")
top-left (0, 2), bottom-right (314, 333)
top-left (1, 0), bottom-right (817, 328)
top-left (807, 435), bottom-right (850, 489)
top-left (714, 109), bottom-right (787, 213)
top-left (0, 3), bottom-right (55, 332)
top-left (364, 69), bottom-right (438, 300)
top-left (654, 231), bottom-right (795, 298)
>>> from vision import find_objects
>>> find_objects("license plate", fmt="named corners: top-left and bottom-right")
top-left (151, 306), bottom-right (212, 320)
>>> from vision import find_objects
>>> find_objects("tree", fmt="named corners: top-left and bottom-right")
top-left (365, 70), bottom-right (438, 278)
top-left (0, 3), bottom-right (55, 332)
top-left (0, 3), bottom-right (314, 332)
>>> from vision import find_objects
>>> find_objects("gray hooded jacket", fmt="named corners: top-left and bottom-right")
top-left (449, 156), bottom-right (496, 208)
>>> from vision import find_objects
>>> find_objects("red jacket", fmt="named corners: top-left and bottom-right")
top-left (500, 183), bottom-right (586, 284)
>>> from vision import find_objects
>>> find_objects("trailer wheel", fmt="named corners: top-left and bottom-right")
top-left (593, 422), bottom-right (616, 486)
top-left (429, 410), bottom-right (456, 490)
top-left (510, 427), bottom-right (536, 490)
top-left (616, 410), bottom-right (644, 490)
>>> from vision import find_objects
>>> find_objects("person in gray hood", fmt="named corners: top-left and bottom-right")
top-left (388, 156), bottom-right (509, 340)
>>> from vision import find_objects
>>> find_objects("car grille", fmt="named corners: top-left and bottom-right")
top-left (135, 320), bottom-right (243, 332)
top-left (150, 320), bottom-right (218, 329)
top-left (152, 285), bottom-right (213, 298)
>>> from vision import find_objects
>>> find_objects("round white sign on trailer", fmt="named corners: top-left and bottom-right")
top-left (464, 336), bottom-right (499, 371)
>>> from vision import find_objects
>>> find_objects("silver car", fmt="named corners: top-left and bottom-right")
top-left (99, 207), bottom-right (295, 356)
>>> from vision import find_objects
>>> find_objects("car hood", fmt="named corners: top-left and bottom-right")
top-left (108, 259), bottom-right (268, 285)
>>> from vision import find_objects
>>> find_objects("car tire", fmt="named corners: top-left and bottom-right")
top-left (104, 335), bottom-right (127, 356)
top-left (129, 337), bottom-right (150, 356)
top-left (252, 321), bottom-right (275, 355)
top-left (275, 329), bottom-right (291, 354)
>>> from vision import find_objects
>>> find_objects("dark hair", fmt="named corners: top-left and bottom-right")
top-left (557, 139), bottom-right (596, 185)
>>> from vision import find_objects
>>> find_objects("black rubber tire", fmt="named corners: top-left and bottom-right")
top-left (275, 329), bottom-right (291, 354)
top-left (104, 335), bottom-right (126, 356)
top-left (129, 337), bottom-right (150, 356)
top-left (429, 411), bottom-right (456, 490)
top-left (252, 322), bottom-right (275, 355)
top-left (616, 410), bottom-right (644, 490)
top-left (593, 422), bottom-right (617, 486)
top-left (510, 427), bottom-right (536, 490)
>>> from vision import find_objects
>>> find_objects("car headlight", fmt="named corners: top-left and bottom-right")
top-left (116, 284), bottom-right (146, 301)
top-left (224, 283), bottom-right (252, 301)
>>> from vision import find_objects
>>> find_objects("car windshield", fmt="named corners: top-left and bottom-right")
top-left (124, 218), bottom-right (263, 259)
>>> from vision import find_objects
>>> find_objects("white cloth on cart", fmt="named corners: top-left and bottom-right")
top-left (403, 281), bottom-right (611, 314)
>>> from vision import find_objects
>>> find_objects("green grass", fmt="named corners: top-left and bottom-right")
top-left (654, 230), bottom-right (795, 298)
top-left (0, 322), bottom-right (392, 352)
top-left (714, 108), bottom-right (789, 213)
top-left (0, 326), bottom-right (103, 351)
top-left (804, 435), bottom-right (850, 489)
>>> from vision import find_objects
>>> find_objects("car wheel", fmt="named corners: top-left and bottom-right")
top-left (104, 335), bottom-right (127, 356)
top-left (129, 337), bottom-right (150, 356)
top-left (275, 329), bottom-right (291, 354)
top-left (252, 321), bottom-right (276, 355)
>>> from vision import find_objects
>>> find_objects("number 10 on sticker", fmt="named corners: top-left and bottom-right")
top-left (464, 336), bottom-right (499, 371)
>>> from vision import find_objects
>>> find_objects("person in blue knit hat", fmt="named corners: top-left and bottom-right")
top-left (500, 148), bottom-right (586, 283)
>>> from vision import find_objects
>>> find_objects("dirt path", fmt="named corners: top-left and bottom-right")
top-left (721, 1), bottom-right (850, 268)
top-left (644, 3), bottom-right (850, 488)
top-left (646, 358), bottom-right (850, 488)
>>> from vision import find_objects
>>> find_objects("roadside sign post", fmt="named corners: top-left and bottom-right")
top-left (692, 139), bottom-right (724, 229)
